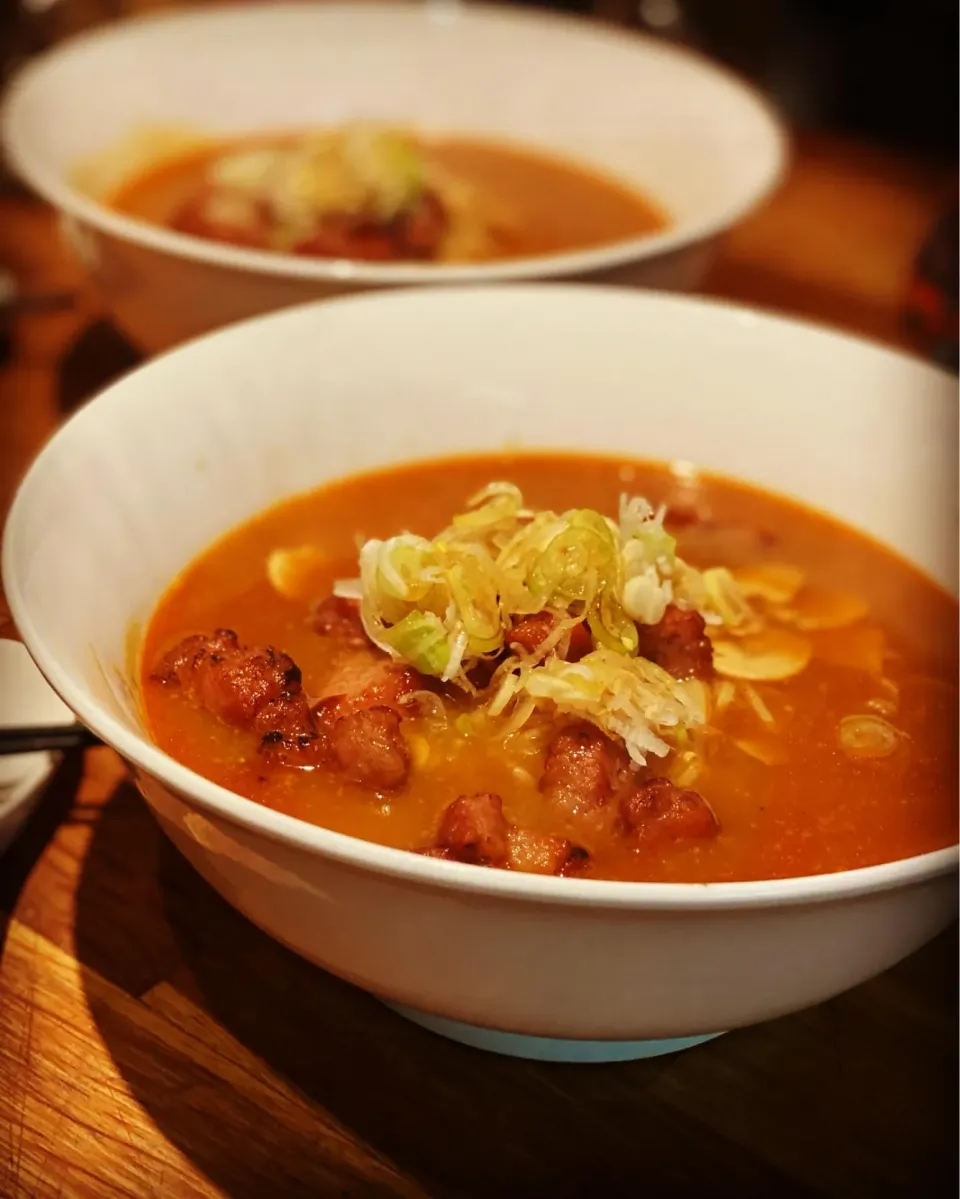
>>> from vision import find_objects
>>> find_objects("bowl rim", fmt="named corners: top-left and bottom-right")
top-left (4, 283), bottom-right (957, 910)
top-left (0, 0), bottom-right (789, 286)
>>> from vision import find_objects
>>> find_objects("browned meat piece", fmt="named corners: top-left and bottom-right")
top-left (195, 645), bottom-right (302, 726)
top-left (398, 191), bottom-right (448, 257)
top-left (328, 706), bottom-right (410, 791)
top-left (508, 612), bottom-right (558, 655)
top-left (308, 649), bottom-right (422, 790)
top-left (153, 630), bottom-right (300, 724)
top-left (508, 613), bottom-right (594, 662)
top-left (635, 605), bottom-right (713, 680)
top-left (421, 811), bottom-right (589, 876)
top-left (540, 723), bottom-right (629, 816)
top-left (173, 183), bottom-right (447, 263)
top-left (662, 505), bottom-right (705, 531)
top-left (153, 630), bottom-right (418, 787)
top-left (292, 192), bottom-right (448, 263)
top-left (255, 693), bottom-right (322, 764)
top-left (559, 846), bottom-right (591, 877)
top-left (253, 691), bottom-right (315, 739)
top-left (293, 214), bottom-right (397, 262)
top-left (465, 657), bottom-right (500, 690)
top-left (151, 629), bottom-right (240, 687)
top-left (311, 594), bottom-right (368, 647)
top-left (317, 650), bottom-right (420, 716)
top-left (437, 793), bottom-right (509, 867)
top-left (566, 623), bottom-right (594, 662)
top-left (621, 778), bottom-right (720, 847)
top-left (152, 630), bottom-right (320, 761)
top-left (420, 795), bottom-right (590, 876)
top-left (467, 615), bottom-right (594, 690)
top-left (506, 828), bottom-right (579, 876)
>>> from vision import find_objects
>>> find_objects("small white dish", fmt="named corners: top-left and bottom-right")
top-left (0, 640), bottom-right (74, 855)
top-left (0, 1), bottom-right (786, 352)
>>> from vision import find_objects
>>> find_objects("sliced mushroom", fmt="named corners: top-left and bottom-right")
top-left (734, 563), bottom-right (806, 605)
top-left (713, 627), bottom-right (812, 682)
top-left (266, 545), bottom-right (328, 601)
top-left (779, 586), bottom-right (868, 631)
top-left (838, 714), bottom-right (901, 759)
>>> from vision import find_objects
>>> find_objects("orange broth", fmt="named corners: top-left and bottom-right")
top-left (140, 454), bottom-right (959, 883)
top-left (111, 133), bottom-right (667, 263)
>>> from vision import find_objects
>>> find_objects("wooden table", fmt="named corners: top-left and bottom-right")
top-left (1, 136), bottom-right (956, 1199)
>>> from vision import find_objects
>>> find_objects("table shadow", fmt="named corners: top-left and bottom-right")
top-left (72, 782), bottom-right (958, 1199)
top-left (57, 319), bottom-right (142, 416)
top-left (0, 751), bottom-right (84, 956)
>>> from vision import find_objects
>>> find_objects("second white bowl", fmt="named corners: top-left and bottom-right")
top-left (1, 1), bottom-right (786, 352)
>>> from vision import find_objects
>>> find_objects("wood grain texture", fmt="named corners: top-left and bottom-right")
top-left (0, 131), bottom-right (956, 1199)
top-left (703, 134), bottom-right (955, 347)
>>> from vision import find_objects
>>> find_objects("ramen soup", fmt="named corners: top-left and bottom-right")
top-left (140, 455), bottom-right (958, 884)
top-left (110, 124), bottom-right (667, 265)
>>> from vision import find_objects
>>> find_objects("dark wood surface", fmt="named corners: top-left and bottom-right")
top-left (1, 134), bottom-right (957, 1199)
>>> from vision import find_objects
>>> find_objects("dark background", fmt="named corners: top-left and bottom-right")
top-left (519, 0), bottom-right (957, 155)
top-left (2, 0), bottom-right (957, 155)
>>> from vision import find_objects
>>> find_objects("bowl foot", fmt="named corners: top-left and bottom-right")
top-left (384, 1003), bottom-right (724, 1062)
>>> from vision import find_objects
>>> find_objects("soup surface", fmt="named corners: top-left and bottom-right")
top-left (141, 454), bottom-right (958, 884)
top-left (110, 126), bottom-right (667, 265)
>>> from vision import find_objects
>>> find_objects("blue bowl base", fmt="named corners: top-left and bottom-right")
top-left (385, 1002), bottom-right (724, 1062)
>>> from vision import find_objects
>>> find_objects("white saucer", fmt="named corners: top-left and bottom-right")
top-left (0, 641), bottom-right (74, 855)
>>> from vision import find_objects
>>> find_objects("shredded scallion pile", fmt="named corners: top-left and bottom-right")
top-left (330, 482), bottom-right (753, 763)
top-left (208, 125), bottom-right (426, 242)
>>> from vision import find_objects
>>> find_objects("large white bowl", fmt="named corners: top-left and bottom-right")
top-left (0, 1), bottom-right (786, 353)
top-left (3, 286), bottom-right (957, 1059)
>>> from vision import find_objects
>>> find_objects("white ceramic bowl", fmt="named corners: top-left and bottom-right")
top-left (4, 285), bottom-right (957, 1060)
top-left (0, 1), bottom-right (786, 354)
